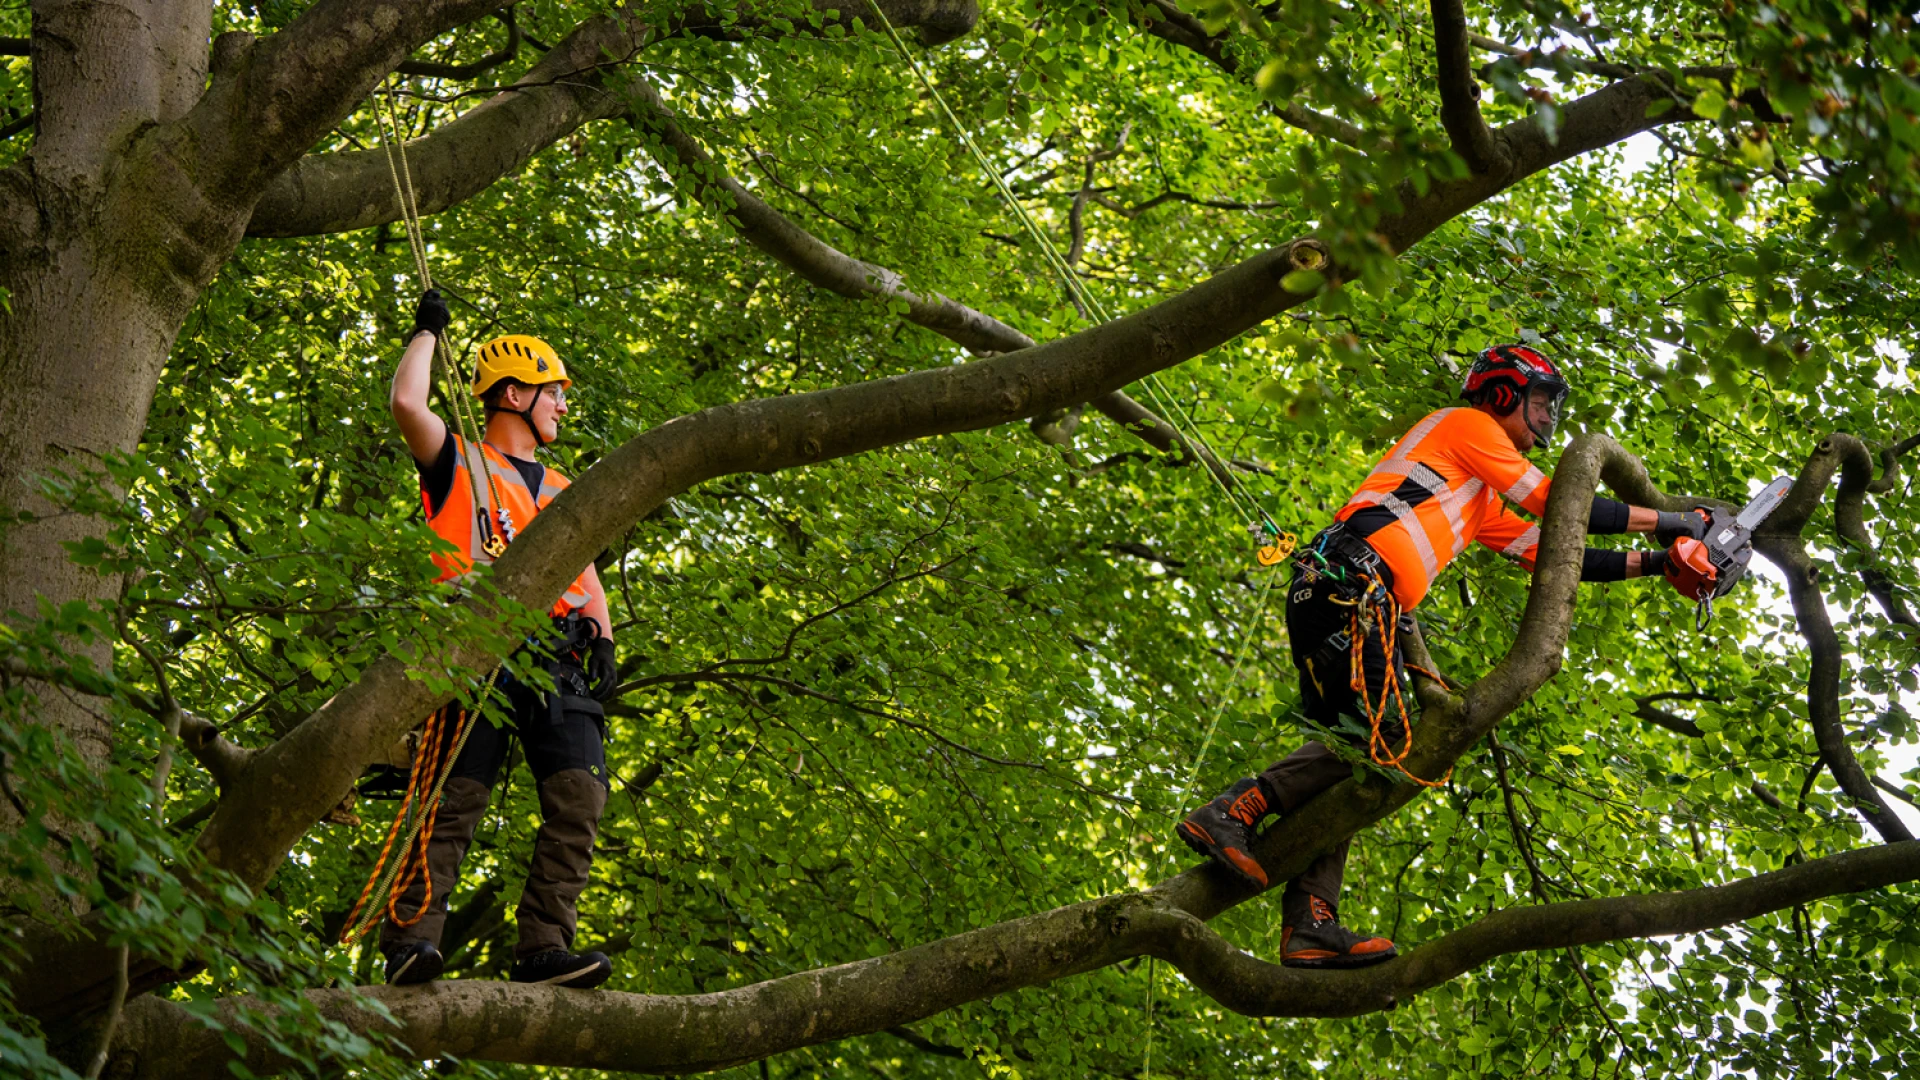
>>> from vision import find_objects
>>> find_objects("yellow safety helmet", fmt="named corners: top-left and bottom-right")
top-left (472, 334), bottom-right (571, 397)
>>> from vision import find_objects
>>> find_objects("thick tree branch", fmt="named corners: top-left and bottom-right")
top-left (245, 0), bottom-right (981, 237)
top-left (176, 713), bottom-right (253, 791)
top-left (1430, 0), bottom-right (1501, 172)
top-left (247, 9), bottom-right (644, 238)
top-left (186, 1), bottom-right (507, 202)
top-left (112, 840), bottom-right (1920, 1076)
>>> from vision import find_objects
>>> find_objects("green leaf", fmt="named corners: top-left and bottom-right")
top-left (1281, 269), bottom-right (1326, 294)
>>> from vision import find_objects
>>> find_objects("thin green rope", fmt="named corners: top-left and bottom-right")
top-left (857, 0), bottom-right (1268, 533)
top-left (856, 17), bottom-right (1297, 1076)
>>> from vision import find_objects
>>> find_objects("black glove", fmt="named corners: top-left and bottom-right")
top-left (411, 288), bottom-right (450, 340)
top-left (587, 637), bottom-right (618, 702)
top-left (1654, 507), bottom-right (1710, 546)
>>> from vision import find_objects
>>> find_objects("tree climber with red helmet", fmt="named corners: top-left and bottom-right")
top-left (1178, 343), bottom-right (1709, 970)
top-left (381, 289), bottom-right (621, 989)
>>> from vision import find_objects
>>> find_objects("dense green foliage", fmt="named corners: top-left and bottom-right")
top-left (4, 0), bottom-right (1919, 1076)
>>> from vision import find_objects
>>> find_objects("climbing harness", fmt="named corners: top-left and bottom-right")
top-left (1292, 527), bottom-right (1451, 789)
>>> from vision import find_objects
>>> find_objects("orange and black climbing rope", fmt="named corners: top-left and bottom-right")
top-left (338, 671), bottom-right (497, 946)
top-left (1337, 573), bottom-right (1453, 790)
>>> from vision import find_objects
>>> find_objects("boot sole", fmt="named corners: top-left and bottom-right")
top-left (518, 961), bottom-right (611, 988)
top-left (1282, 947), bottom-right (1398, 970)
top-left (387, 949), bottom-right (444, 987)
top-left (1176, 820), bottom-right (1268, 888)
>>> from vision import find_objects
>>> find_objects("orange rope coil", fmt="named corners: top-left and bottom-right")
top-left (1346, 573), bottom-right (1452, 790)
top-left (339, 689), bottom-right (485, 946)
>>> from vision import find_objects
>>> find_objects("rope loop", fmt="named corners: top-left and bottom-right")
top-left (1346, 573), bottom-right (1451, 790)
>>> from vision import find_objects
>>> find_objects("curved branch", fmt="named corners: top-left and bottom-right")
top-left (1155, 433), bottom-right (1644, 919)
top-left (395, 9), bottom-right (520, 80)
top-left (113, 840), bottom-right (1920, 1076)
top-left (1430, 0), bottom-right (1501, 171)
top-left (1753, 435), bottom-right (1914, 843)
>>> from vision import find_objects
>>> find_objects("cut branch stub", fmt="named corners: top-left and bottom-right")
top-left (1285, 239), bottom-right (1330, 273)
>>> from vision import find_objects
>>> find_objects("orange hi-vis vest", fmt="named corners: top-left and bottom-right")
top-left (1333, 407), bottom-right (1552, 611)
top-left (424, 435), bottom-right (593, 618)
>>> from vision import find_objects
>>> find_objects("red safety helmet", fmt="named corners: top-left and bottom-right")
top-left (1461, 343), bottom-right (1569, 444)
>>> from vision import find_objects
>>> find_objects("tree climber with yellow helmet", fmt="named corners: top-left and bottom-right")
top-left (382, 288), bottom-right (620, 988)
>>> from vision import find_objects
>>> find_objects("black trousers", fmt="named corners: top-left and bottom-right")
top-left (1257, 562), bottom-right (1406, 906)
top-left (447, 668), bottom-right (610, 790)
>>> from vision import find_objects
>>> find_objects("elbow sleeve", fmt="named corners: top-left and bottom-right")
top-left (1580, 548), bottom-right (1630, 582)
top-left (1587, 497), bottom-right (1632, 535)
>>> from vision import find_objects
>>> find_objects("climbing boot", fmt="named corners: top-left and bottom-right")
top-left (510, 948), bottom-right (612, 988)
top-left (1176, 777), bottom-right (1273, 888)
top-left (1280, 892), bottom-right (1397, 969)
top-left (384, 940), bottom-right (445, 986)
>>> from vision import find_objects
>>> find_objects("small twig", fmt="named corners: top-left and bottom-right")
top-left (396, 9), bottom-right (521, 80)
top-left (1874, 776), bottom-right (1920, 810)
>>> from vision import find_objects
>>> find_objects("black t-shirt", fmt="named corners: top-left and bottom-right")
top-left (418, 431), bottom-right (546, 518)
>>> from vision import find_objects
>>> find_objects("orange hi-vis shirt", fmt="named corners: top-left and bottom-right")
top-left (424, 435), bottom-right (593, 618)
top-left (1333, 407), bottom-right (1551, 611)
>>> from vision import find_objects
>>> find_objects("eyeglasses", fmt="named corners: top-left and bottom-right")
top-left (540, 385), bottom-right (567, 407)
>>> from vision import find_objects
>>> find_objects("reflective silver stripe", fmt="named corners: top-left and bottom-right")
top-left (1349, 490), bottom-right (1442, 584)
top-left (1438, 477), bottom-right (1483, 555)
top-left (1504, 465), bottom-right (1547, 505)
top-left (1362, 459), bottom-right (1471, 556)
top-left (1385, 408), bottom-right (1455, 461)
top-left (1501, 524), bottom-right (1541, 559)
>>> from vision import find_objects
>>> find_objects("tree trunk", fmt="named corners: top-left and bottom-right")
top-left (0, 0), bottom-right (223, 891)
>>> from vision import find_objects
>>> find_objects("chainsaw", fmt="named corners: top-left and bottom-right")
top-left (1665, 474), bottom-right (1793, 627)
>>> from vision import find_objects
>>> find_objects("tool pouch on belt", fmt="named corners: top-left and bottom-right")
top-left (538, 613), bottom-right (611, 786)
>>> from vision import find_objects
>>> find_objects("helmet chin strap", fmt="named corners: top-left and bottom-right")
top-left (513, 400), bottom-right (549, 449)
top-left (487, 387), bottom-right (549, 450)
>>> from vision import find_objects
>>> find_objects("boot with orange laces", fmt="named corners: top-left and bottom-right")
top-left (1177, 777), bottom-right (1275, 887)
top-left (1280, 890), bottom-right (1397, 969)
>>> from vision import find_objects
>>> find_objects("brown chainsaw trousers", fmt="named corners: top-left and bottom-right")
top-left (381, 677), bottom-right (609, 961)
